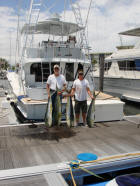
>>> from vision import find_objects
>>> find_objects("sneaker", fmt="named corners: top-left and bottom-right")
top-left (83, 123), bottom-right (88, 127)
top-left (75, 123), bottom-right (80, 127)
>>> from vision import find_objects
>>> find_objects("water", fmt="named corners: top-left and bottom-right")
top-left (123, 100), bottom-right (140, 116)
top-left (104, 91), bottom-right (140, 116)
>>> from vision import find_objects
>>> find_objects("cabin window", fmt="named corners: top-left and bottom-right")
top-left (118, 61), bottom-right (136, 71)
top-left (65, 63), bottom-right (74, 81)
top-left (30, 63), bottom-right (50, 82)
top-left (104, 62), bottom-right (112, 71)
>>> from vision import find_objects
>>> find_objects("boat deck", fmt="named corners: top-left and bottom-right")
top-left (21, 91), bottom-right (119, 104)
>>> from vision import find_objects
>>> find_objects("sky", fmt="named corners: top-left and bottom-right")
top-left (0, 0), bottom-right (140, 64)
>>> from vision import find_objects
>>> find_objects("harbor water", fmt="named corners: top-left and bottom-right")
top-left (123, 100), bottom-right (140, 116)
top-left (104, 91), bottom-right (140, 116)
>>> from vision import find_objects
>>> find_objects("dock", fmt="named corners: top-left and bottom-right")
top-left (0, 90), bottom-right (140, 185)
top-left (0, 120), bottom-right (140, 169)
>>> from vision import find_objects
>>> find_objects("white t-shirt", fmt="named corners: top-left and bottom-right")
top-left (73, 79), bottom-right (90, 101)
top-left (47, 74), bottom-right (66, 90)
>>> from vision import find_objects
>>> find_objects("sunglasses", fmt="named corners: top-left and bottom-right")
top-left (79, 73), bottom-right (83, 75)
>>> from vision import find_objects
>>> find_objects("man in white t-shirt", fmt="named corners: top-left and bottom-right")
top-left (46, 65), bottom-right (66, 122)
top-left (71, 70), bottom-right (94, 126)
top-left (47, 64), bottom-right (66, 97)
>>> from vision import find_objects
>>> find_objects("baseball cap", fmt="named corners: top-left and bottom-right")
top-left (54, 64), bottom-right (60, 69)
top-left (78, 70), bottom-right (83, 75)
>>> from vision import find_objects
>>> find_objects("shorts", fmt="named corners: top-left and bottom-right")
top-left (75, 100), bottom-right (87, 114)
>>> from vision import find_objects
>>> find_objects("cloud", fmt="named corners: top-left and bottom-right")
top-left (0, 7), bottom-right (18, 64)
top-left (1, 0), bottom-right (140, 65)
top-left (67, 0), bottom-right (140, 53)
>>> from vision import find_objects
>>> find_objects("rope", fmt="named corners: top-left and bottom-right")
top-left (69, 152), bottom-right (140, 185)
top-left (79, 167), bottom-right (104, 180)
top-left (80, 152), bottom-right (140, 165)
top-left (0, 108), bottom-right (10, 119)
top-left (69, 167), bottom-right (77, 186)
top-left (69, 159), bottom-right (104, 186)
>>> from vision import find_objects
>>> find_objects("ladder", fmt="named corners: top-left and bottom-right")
top-left (20, 0), bottom-right (42, 94)
top-left (71, 2), bottom-right (89, 57)
top-left (22, 0), bottom-right (42, 49)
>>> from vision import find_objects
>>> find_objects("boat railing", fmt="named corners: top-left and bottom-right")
top-left (25, 46), bottom-right (86, 60)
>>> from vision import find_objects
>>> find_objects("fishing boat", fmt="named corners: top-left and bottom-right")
top-left (93, 27), bottom-right (140, 103)
top-left (7, 0), bottom-right (124, 123)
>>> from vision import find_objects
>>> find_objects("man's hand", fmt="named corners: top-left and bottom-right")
top-left (57, 91), bottom-right (62, 95)
top-left (90, 95), bottom-right (95, 100)
top-left (48, 94), bottom-right (50, 99)
top-left (63, 93), bottom-right (72, 97)
top-left (87, 87), bottom-right (95, 100)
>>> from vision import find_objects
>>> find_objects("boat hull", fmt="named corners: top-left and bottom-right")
top-left (14, 97), bottom-right (124, 122)
top-left (94, 77), bottom-right (140, 103)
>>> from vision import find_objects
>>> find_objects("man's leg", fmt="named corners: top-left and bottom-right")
top-left (82, 113), bottom-right (86, 124)
top-left (75, 113), bottom-right (80, 124)
top-left (75, 100), bottom-right (80, 125)
top-left (82, 101), bottom-right (87, 125)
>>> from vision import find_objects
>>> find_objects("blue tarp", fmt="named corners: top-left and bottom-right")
top-left (116, 173), bottom-right (140, 186)
top-left (135, 59), bottom-right (140, 71)
top-left (84, 181), bottom-right (109, 186)
top-left (17, 95), bottom-right (28, 101)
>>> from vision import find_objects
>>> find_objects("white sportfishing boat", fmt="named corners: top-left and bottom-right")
top-left (94, 27), bottom-right (140, 103)
top-left (7, 0), bottom-right (124, 123)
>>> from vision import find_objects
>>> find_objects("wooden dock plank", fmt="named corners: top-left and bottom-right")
top-left (0, 175), bottom-right (49, 186)
top-left (0, 120), bottom-right (139, 170)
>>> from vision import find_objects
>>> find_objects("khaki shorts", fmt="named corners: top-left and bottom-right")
top-left (75, 100), bottom-right (87, 114)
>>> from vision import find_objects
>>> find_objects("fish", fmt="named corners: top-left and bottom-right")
top-left (66, 96), bottom-right (74, 127)
top-left (53, 87), bottom-right (62, 126)
top-left (86, 91), bottom-right (100, 128)
top-left (44, 96), bottom-right (53, 127)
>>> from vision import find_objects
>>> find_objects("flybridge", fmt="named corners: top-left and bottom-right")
top-left (119, 27), bottom-right (140, 37)
top-left (21, 17), bottom-right (84, 36)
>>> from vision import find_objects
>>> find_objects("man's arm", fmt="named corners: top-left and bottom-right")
top-left (58, 76), bottom-right (67, 94)
top-left (63, 88), bottom-right (75, 97)
top-left (61, 83), bottom-right (67, 92)
top-left (71, 88), bottom-right (75, 96)
top-left (46, 84), bottom-right (50, 98)
top-left (87, 87), bottom-right (95, 99)
top-left (62, 75), bottom-right (67, 92)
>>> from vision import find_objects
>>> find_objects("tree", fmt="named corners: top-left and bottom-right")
top-left (0, 58), bottom-right (9, 70)
top-left (92, 58), bottom-right (97, 65)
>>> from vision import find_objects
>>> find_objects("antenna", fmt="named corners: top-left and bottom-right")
top-left (69, 0), bottom-right (90, 59)
top-left (119, 34), bottom-right (123, 46)
top-left (20, 0), bottom-right (43, 94)
top-left (9, 31), bottom-right (12, 65)
top-left (15, 0), bottom-right (22, 67)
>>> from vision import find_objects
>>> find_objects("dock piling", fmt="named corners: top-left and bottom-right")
top-left (99, 54), bottom-right (105, 92)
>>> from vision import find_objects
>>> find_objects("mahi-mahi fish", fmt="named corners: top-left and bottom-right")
top-left (66, 96), bottom-right (74, 127)
top-left (45, 96), bottom-right (53, 127)
top-left (53, 87), bottom-right (62, 126)
top-left (86, 91), bottom-right (100, 127)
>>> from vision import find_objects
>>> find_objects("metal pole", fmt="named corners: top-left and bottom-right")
top-left (99, 53), bottom-right (105, 92)
top-left (9, 31), bottom-right (12, 65)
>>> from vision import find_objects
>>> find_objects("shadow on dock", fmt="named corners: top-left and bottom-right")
top-left (17, 126), bottom-right (77, 142)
